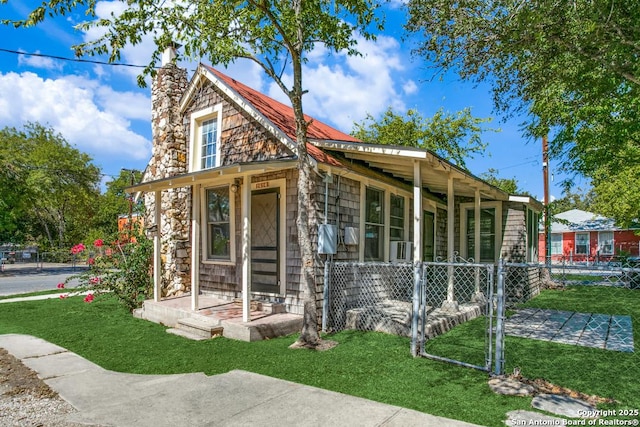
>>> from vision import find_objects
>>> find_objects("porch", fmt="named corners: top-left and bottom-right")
top-left (134, 294), bottom-right (302, 342)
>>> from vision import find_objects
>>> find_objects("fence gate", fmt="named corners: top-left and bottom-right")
top-left (414, 260), bottom-right (497, 372)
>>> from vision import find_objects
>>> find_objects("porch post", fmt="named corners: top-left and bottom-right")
top-left (473, 187), bottom-right (483, 300)
top-left (411, 160), bottom-right (423, 356)
top-left (190, 184), bottom-right (201, 311)
top-left (444, 173), bottom-right (458, 311)
top-left (241, 176), bottom-right (252, 322)
top-left (413, 160), bottom-right (423, 262)
top-left (474, 188), bottom-right (481, 262)
top-left (447, 174), bottom-right (455, 262)
top-left (153, 190), bottom-right (162, 302)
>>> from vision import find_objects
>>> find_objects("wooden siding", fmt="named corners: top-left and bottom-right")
top-left (182, 82), bottom-right (294, 166)
top-left (500, 202), bottom-right (527, 263)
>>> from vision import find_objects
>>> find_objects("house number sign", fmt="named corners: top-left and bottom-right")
top-left (254, 181), bottom-right (270, 189)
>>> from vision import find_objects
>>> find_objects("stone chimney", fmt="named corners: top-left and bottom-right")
top-left (144, 45), bottom-right (191, 298)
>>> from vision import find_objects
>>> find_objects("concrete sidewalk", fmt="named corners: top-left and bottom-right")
top-left (0, 334), bottom-right (482, 427)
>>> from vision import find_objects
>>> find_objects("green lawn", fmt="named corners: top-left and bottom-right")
top-left (0, 285), bottom-right (637, 426)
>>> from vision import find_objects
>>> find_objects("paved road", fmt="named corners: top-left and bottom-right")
top-left (0, 263), bottom-right (88, 296)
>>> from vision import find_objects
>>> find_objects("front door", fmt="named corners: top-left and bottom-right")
top-left (251, 189), bottom-right (280, 294)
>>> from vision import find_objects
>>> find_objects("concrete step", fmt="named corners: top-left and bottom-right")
top-left (166, 328), bottom-right (209, 341)
top-left (176, 316), bottom-right (224, 339)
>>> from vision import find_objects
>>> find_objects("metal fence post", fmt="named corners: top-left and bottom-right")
top-left (322, 260), bottom-right (331, 333)
top-left (494, 258), bottom-right (506, 375)
top-left (410, 261), bottom-right (423, 356)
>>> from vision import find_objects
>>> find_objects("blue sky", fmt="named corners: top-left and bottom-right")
top-left (0, 1), bottom-right (572, 199)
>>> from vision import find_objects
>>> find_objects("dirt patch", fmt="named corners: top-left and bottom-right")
top-left (0, 348), bottom-right (57, 398)
top-left (0, 348), bottom-right (100, 426)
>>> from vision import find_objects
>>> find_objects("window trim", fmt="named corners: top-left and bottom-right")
top-left (550, 233), bottom-right (563, 255)
top-left (189, 104), bottom-right (223, 172)
top-left (574, 232), bottom-right (590, 256)
top-left (459, 201), bottom-right (502, 263)
top-left (357, 180), bottom-right (415, 262)
top-left (598, 231), bottom-right (614, 255)
top-left (526, 208), bottom-right (540, 262)
top-left (200, 182), bottom-right (236, 265)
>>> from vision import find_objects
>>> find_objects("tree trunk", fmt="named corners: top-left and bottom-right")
top-left (288, 41), bottom-right (320, 347)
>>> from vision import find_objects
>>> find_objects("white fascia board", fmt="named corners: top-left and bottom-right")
top-left (312, 139), bottom-right (428, 159)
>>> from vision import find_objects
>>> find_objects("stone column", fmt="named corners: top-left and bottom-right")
top-left (144, 59), bottom-right (191, 298)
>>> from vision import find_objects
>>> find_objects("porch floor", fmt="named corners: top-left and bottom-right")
top-left (134, 295), bottom-right (303, 342)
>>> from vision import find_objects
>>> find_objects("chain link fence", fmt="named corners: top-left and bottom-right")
top-left (323, 262), bottom-right (414, 336)
top-left (418, 259), bottom-right (495, 371)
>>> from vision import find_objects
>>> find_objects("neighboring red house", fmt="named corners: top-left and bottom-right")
top-left (118, 213), bottom-right (144, 243)
top-left (539, 209), bottom-right (640, 263)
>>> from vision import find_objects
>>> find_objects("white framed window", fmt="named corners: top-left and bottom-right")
top-left (550, 233), bottom-right (562, 255)
top-left (598, 231), bottom-right (614, 255)
top-left (202, 184), bottom-right (235, 263)
top-left (364, 186), bottom-right (384, 261)
top-left (189, 104), bottom-right (223, 172)
top-left (460, 201), bottom-right (502, 263)
top-left (575, 232), bottom-right (589, 255)
top-left (390, 194), bottom-right (405, 242)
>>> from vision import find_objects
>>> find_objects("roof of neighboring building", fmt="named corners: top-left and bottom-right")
top-left (549, 209), bottom-right (620, 232)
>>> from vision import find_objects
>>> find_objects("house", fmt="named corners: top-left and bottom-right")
top-left (129, 47), bottom-right (542, 339)
top-left (538, 209), bottom-right (640, 264)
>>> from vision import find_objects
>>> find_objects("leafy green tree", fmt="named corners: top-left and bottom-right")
top-left (0, 123), bottom-right (101, 248)
top-left (351, 107), bottom-right (493, 169)
top-left (91, 169), bottom-right (144, 238)
top-left (479, 169), bottom-right (521, 195)
top-left (3, 0), bottom-right (382, 347)
top-left (591, 164), bottom-right (640, 230)
top-left (405, 0), bottom-right (640, 224)
top-left (549, 185), bottom-right (595, 216)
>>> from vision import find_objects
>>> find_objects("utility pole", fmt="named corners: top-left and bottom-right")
top-left (121, 169), bottom-right (136, 242)
top-left (542, 135), bottom-right (551, 265)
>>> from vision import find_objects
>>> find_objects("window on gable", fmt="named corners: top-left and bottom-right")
top-left (364, 187), bottom-right (384, 261)
top-left (189, 105), bottom-right (222, 172)
top-left (206, 186), bottom-right (231, 260)
top-left (201, 118), bottom-right (218, 170)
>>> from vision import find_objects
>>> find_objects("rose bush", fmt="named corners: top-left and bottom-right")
top-left (63, 234), bottom-right (153, 312)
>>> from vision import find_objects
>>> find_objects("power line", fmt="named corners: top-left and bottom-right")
top-left (0, 47), bottom-right (150, 69)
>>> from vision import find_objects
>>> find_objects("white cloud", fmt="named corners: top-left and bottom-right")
top-left (403, 80), bottom-right (418, 95)
top-left (0, 71), bottom-right (151, 161)
top-left (266, 34), bottom-right (408, 132)
top-left (17, 50), bottom-right (64, 71)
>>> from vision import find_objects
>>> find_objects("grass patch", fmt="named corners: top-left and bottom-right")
top-left (0, 295), bottom-right (530, 427)
top-left (0, 288), bottom-right (80, 300)
top-left (0, 286), bottom-right (637, 426)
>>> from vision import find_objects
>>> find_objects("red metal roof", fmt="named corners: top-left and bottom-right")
top-left (203, 65), bottom-right (360, 167)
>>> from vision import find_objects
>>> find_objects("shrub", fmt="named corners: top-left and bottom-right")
top-left (64, 235), bottom-right (153, 312)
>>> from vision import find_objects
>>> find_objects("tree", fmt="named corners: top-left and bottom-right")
top-left (4, 0), bottom-right (382, 347)
top-left (351, 107), bottom-right (494, 169)
top-left (0, 123), bottom-right (101, 248)
top-left (404, 0), bottom-right (640, 223)
top-left (91, 169), bottom-right (144, 239)
top-left (479, 169), bottom-right (522, 195)
top-left (548, 185), bottom-right (595, 217)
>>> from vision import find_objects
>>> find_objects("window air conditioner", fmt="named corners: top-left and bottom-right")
top-left (390, 241), bottom-right (413, 263)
